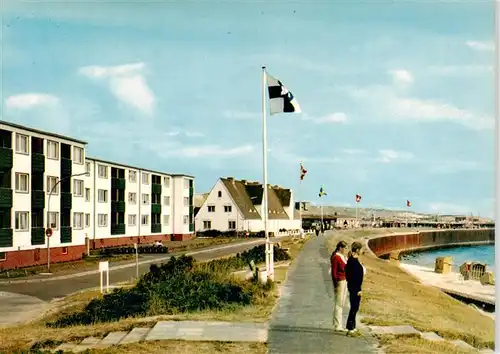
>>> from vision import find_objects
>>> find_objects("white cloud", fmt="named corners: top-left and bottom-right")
top-left (388, 69), bottom-right (414, 86)
top-left (465, 40), bottom-right (494, 52)
top-left (79, 62), bottom-right (155, 115)
top-left (347, 85), bottom-right (494, 131)
top-left (377, 149), bottom-right (414, 163)
top-left (5, 93), bottom-right (59, 109)
top-left (303, 112), bottom-right (348, 124)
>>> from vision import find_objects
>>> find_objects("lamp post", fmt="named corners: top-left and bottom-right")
top-left (46, 171), bottom-right (90, 273)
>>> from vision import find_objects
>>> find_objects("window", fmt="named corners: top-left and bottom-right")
top-left (73, 147), bottom-right (84, 164)
top-left (129, 170), bottom-right (137, 183)
top-left (141, 193), bottom-right (150, 205)
top-left (15, 134), bottom-right (29, 154)
top-left (15, 173), bottom-right (29, 193)
top-left (98, 189), bottom-right (108, 203)
top-left (183, 215), bottom-right (189, 224)
top-left (152, 213), bottom-right (161, 224)
top-left (128, 214), bottom-right (137, 226)
top-left (208, 205), bottom-right (215, 212)
top-left (203, 220), bottom-right (211, 229)
top-left (62, 247), bottom-right (68, 255)
top-left (15, 212), bottom-right (29, 231)
top-left (85, 213), bottom-right (91, 227)
top-left (218, 191), bottom-right (222, 198)
top-left (142, 172), bottom-right (149, 185)
top-left (98, 165), bottom-right (108, 178)
top-left (73, 212), bottom-right (84, 229)
top-left (183, 197), bottom-right (189, 206)
top-left (184, 179), bottom-right (189, 189)
top-left (224, 205), bottom-right (232, 213)
top-left (85, 188), bottom-right (91, 202)
top-left (163, 215), bottom-right (170, 226)
top-left (47, 176), bottom-right (59, 195)
top-left (163, 196), bottom-right (170, 206)
top-left (47, 141), bottom-right (59, 160)
top-left (128, 192), bottom-right (137, 204)
top-left (228, 221), bottom-right (236, 229)
top-left (98, 214), bottom-right (108, 227)
top-left (48, 212), bottom-right (59, 229)
top-left (73, 179), bottom-right (84, 197)
top-left (164, 177), bottom-right (170, 187)
top-left (141, 215), bottom-right (149, 225)
top-left (85, 162), bottom-right (91, 173)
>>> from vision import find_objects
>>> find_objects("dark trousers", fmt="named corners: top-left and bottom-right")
top-left (346, 290), bottom-right (361, 330)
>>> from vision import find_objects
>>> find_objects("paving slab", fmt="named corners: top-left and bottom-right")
top-left (94, 331), bottom-right (128, 348)
top-left (369, 325), bottom-right (422, 337)
top-left (450, 339), bottom-right (477, 351)
top-left (145, 321), bottom-right (178, 341)
top-left (119, 327), bottom-right (151, 345)
top-left (421, 331), bottom-right (444, 341)
top-left (202, 322), bottom-right (268, 342)
top-left (71, 336), bottom-right (101, 352)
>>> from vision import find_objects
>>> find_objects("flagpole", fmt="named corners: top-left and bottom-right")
top-left (262, 66), bottom-right (273, 281)
top-left (298, 169), bottom-right (302, 235)
top-left (355, 200), bottom-right (358, 228)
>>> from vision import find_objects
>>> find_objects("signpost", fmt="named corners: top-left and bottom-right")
top-left (99, 261), bottom-right (110, 294)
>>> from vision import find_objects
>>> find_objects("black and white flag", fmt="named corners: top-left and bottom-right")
top-left (266, 73), bottom-right (301, 115)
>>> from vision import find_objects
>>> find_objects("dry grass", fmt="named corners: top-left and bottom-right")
top-left (0, 236), bottom-right (311, 353)
top-left (379, 336), bottom-right (478, 354)
top-left (325, 228), bottom-right (495, 351)
top-left (89, 341), bottom-right (267, 354)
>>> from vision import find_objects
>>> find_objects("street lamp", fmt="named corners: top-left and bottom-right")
top-left (46, 171), bottom-right (90, 273)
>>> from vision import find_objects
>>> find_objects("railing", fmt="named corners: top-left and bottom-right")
top-left (32, 153), bottom-right (45, 173)
top-left (152, 183), bottom-right (162, 194)
top-left (111, 178), bottom-right (126, 190)
top-left (31, 190), bottom-right (45, 209)
top-left (111, 223), bottom-right (126, 235)
top-left (151, 223), bottom-right (162, 233)
top-left (31, 227), bottom-right (45, 245)
top-left (151, 203), bottom-right (161, 214)
top-left (0, 147), bottom-right (13, 170)
top-left (0, 228), bottom-right (13, 247)
top-left (61, 158), bottom-right (72, 176)
top-left (61, 192), bottom-right (72, 209)
top-left (0, 188), bottom-right (12, 208)
top-left (60, 226), bottom-right (72, 243)
top-left (111, 200), bottom-right (126, 213)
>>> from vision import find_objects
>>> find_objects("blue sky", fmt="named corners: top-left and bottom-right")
top-left (1, 1), bottom-right (495, 218)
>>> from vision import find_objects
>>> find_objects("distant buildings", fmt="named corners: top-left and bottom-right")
top-left (0, 120), bottom-right (194, 270)
top-left (195, 177), bottom-right (301, 233)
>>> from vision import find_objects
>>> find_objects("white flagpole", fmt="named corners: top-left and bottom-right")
top-left (321, 202), bottom-right (324, 235)
top-left (298, 165), bottom-right (302, 235)
top-left (262, 66), bottom-right (273, 281)
top-left (355, 200), bottom-right (358, 227)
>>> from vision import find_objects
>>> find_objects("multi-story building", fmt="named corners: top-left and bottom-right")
top-left (0, 121), bottom-right (194, 270)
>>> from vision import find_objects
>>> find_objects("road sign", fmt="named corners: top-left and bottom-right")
top-left (45, 228), bottom-right (53, 237)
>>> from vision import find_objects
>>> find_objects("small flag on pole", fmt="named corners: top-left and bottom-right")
top-left (267, 73), bottom-right (301, 115)
top-left (356, 194), bottom-right (362, 203)
top-left (407, 200), bottom-right (412, 207)
top-left (300, 163), bottom-right (307, 181)
top-left (319, 185), bottom-right (327, 197)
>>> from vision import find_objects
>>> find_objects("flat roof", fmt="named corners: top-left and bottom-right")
top-left (0, 120), bottom-right (88, 145)
top-left (87, 156), bottom-right (194, 178)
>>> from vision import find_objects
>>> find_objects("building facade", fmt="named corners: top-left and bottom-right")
top-left (195, 177), bottom-right (301, 233)
top-left (0, 121), bottom-right (194, 270)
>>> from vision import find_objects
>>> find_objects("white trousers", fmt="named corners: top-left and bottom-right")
top-left (333, 280), bottom-right (347, 329)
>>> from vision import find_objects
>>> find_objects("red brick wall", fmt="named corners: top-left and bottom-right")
top-left (0, 233), bottom-right (194, 270)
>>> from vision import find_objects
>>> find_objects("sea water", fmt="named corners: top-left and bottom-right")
top-left (400, 244), bottom-right (495, 273)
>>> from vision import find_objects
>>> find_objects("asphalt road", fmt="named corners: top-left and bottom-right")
top-left (0, 237), bottom-right (285, 302)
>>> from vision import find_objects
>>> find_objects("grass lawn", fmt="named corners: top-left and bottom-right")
top-left (325, 228), bottom-right (495, 353)
top-left (0, 236), bottom-right (310, 353)
top-left (0, 237), bottom-right (247, 279)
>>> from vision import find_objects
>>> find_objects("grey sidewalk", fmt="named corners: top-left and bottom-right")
top-left (268, 233), bottom-right (379, 354)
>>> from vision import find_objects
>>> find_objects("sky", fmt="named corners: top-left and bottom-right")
top-left (1, 1), bottom-right (495, 218)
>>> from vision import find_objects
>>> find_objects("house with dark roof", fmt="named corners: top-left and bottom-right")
top-left (194, 177), bottom-right (301, 233)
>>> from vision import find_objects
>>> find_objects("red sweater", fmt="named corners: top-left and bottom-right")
top-left (331, 253), bottom-right (346, 283)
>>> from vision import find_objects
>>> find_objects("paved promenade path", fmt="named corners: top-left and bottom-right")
top-left (268, 232), bottom-right (379, 354)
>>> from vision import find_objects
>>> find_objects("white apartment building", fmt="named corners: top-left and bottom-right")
top-left (0, 120), bottom-right (194, 270)
top-left (195, 177), bottom-right (301, 233)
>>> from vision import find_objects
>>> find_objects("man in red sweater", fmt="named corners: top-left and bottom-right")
top-left (331, 240), bottom-right (348, 332)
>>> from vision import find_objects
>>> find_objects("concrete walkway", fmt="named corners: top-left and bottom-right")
top-left (268, 232), bottom-right (380, 354)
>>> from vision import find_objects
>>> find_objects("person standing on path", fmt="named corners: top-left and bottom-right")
top-left (330, 240), bottom-right (348, 332)
top-left (345, 241), bottom-right (366, 337)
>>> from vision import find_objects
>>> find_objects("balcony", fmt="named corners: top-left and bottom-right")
top-left (111, 178), bottom-right (126, 190)
top-left (189, 223), bottom-right (194, 232)
top-left (60, 226), bottom-right (72, 243)
top-left (151, 203), bottom-right (161, 214)
top-left (152, 183), bottom-right (162, 194)
top-left (189, 206), bottom-right (194, 216)
top-left (151, 223), bottom-right (161, 234)
top-left (61, 192), bottom-right (72, 209)
top-left (111, 223), bottom-right (126, 235)
top-left (0, 188), bottom-right (12, 208)
top-left (61, 158), bottom-right (72, 177)
top-left (189, 187), bottom-right (194, 196)
top-left (32, 153), bottom-right (45, 173)
top-left (111, 200), bottom-right (126, 213)
top-left (0, 147), bottom-right (13, 170)
top-left (31, 190), bottom-right (45, 209)
top-left (0, 228), bottom-right (13, 247)
top-left (31, 227), bottom-right (45, 245)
